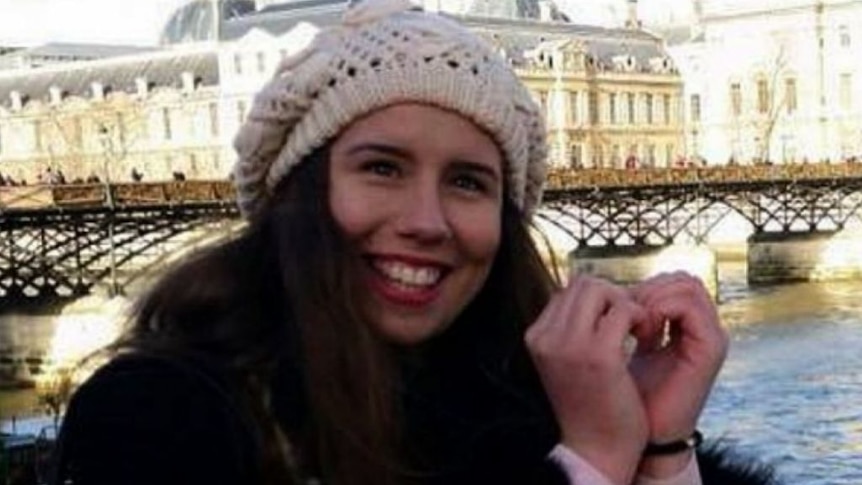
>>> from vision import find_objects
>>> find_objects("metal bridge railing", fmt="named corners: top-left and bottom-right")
top-left (0, 180), bottom-right (237, 212)
top-left (544, 163), bottom-right (862, 190)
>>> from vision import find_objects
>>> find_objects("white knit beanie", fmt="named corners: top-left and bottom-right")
top-left (232, 0), bottom-right (548, 218)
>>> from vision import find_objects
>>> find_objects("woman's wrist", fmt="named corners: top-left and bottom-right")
top-left (638, 449), bottom-right (695, 480)
top-left (638, 429), bottom-right (702, 480)
top-left (560, 439), bottom-right (643, 485)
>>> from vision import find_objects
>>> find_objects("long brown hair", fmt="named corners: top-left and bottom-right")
top-left (121, 145), bottom-right (558, 485)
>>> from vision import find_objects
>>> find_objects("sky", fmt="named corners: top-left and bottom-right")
top-left (0, 0), bottom-right (695, 47)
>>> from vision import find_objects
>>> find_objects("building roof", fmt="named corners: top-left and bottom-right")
top-left (7, 43), bottom-right (156, 60)
top-left (256, 0), bottom-right (549, 20)
top-left (653, 25), bottom-right (698, 46)
top-left (0, 46), bottom-right (24, 57)
top-left (221, 0), bottom-right (344, 41)
top-left (454, 16), bottom-right (669, 69)
top-left (221, 0), bottom-right (670, 69)
top-left (160, 0), bottom-right (257, 45)
top-left (0, 48), bottom-right (219, 109)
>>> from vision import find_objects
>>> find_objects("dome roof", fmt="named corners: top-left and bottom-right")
top-left (160, 0), bottom-right (256, 45)
top-left (423, 0), bottom-right (540, 19)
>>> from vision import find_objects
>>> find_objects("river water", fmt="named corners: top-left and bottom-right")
top-left (2, 261), bottom-right (861, 483)
top-left (701, 262), bottom-right (862, 484)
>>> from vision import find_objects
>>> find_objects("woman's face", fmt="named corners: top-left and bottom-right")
top-left (329, 103), bottom-right (504, 345)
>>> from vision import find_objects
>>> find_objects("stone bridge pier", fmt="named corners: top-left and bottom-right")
top-left (748, 227), bottom-right (862, 284)
top-left (568, 244), bottom-right (719, 299)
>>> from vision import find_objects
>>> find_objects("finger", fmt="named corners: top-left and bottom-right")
top-left (639, 275), bottom-right (722, 338)
top-left (646, 295), bottom-right (728, 364)
top-left (524, 290), bottom-right (567, 345)
top-left (595, 298), bottom-right (649, 353)
top-left (540, 274), bottom-right (609, 348)
top-left (549, 274), bottom-right (589, 334)
top-left (632, 271), bottom-right (700, 305)
top-left (630, 309), bottom-right (668, 353)
top-left (569, 276), bottom-right (630, 334)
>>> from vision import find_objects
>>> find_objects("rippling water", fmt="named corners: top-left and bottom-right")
top-left (3, 262), bottom-right (862, 483)
top-left (704, 262), bottom-right (862, 484)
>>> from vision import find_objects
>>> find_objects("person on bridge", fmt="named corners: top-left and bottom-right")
top-left (51, 1), bottom-right (777, 485)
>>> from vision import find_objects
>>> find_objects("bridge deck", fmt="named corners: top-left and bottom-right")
top-left (0, 181), bottom-right (236, 212)
top-left (545, 163), bottom-right (862, 191)
top-left (3, 163), bottom-right (862, 212)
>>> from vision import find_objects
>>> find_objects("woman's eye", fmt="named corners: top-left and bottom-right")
top-left (362, 160), bottom-right (399, 177)
top-left (452, 174), bottom-right (486, 193)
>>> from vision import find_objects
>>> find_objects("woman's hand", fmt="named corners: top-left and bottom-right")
top-left (525, 275), bottom-right (650, 485)
top-left (630, 272), bottom-right (729, 477)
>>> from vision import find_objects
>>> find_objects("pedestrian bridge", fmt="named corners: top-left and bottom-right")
top-left (4, 162), bottom-right (862, 306)
top-left (539, 162), bottom-right (862, 247)
top-left (0, 181), bottom-right (239, 309)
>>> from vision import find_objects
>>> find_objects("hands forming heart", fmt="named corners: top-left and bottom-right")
top-left (525, 272), bottom-right (729, 484)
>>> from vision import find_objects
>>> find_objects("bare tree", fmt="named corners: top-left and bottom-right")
top-left (41, 93), bottom-right (147, 182)
top-left (752, 44), bottom-right (789, 163)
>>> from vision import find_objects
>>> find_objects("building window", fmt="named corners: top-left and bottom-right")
top-left (730, 83), bottom-right (742, 116)
top-left (663, 94), bottom-right (671, 124)
top-left (609, 93), bottom-right (617, 124)
top-left (589, 91), bottom-right (599, 124)
top-left (569, 91), bottom-right (579, 124)
top-left (233, 53), bottom-right (243, 75)
top-left (757, 79), bottom-right (769, 114)
top-left (690, 94), bottom-right (701, 122)
top-left (33, 121), bottom-right (43, 151)
top-left (162, 107), bottom-right (172, 141)
top-left (627, 92), bottom-right (635, 124)
top-left (785, 78), bottom-right (797, 114)
top-left (593, 144), bottom-right (604, 168)
top-left (666, 143), bottom-right (674, 167)
top-left (569, 144), bottom-right (583, 168)
top-left (840, 25), bottom-right (851, 48)
top-left (646, 93), bottom-right (654, 124)
top-left (116, 113), bottom-right (126, 145)
top-left (840, 73), bottom-right (853, 110)
top-left (256, 51), bottom-right (266, 73)
top-left (536, 90), bottom-right (549, 118)
top-left (612, 144), bottom-right (621, 166)
top-left (647, 144), bottom-right (656, 167)
top-left (72, 117), bottom-right (83, 146)
top-left (209, 102), bottom-right (219, 137)
top-left (237, 100), bottom-right (248, 125)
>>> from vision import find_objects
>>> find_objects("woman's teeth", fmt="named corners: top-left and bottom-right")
top-left (373, 260), bottom-right (442, 287)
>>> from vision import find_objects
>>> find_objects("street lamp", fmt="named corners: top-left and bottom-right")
top-left (781, 133), bottom-right (791, 164)
top-left (97, 125), bottom-right (120, 296)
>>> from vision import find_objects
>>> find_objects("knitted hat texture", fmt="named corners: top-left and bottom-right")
top-left (232, 0), bottom-right (548, 218)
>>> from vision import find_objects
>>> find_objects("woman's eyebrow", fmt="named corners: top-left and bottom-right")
top-left (450, 160), bottom-right (501, 181)
top-left (346, 142), bottom-right (410, 158)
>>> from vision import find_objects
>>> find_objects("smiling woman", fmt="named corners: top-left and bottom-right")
top-left (328, 105), bottom-right (503, 344)
top-left (50, 1), bottom-right (777, 485)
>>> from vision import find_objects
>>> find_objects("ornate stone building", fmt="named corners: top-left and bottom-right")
top-left (0, 46), bottom-right (223, 184)
top-left (669, 0), bottom-right (862, 165)
top-left (217, 0), bottom-right (685, 169)
top-left (511, 28), bottom-right (683, 168)
top-left (0, 0), bottom-right (685, 184)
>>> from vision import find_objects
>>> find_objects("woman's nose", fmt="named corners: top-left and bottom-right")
top-left (395, 186), bottom-right (452, 243)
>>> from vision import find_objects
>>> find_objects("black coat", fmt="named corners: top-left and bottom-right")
top-left (51, 354), bottom-right (777, 485)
